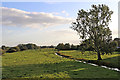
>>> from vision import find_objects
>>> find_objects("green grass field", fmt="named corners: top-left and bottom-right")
top-left (2, 49), bottom-right (120, 79)
top-left (60, 50), bottom-right (120, 68)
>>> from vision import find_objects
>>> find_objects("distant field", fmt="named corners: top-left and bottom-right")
top-left (2, 49), bottom-right (120, 79)
top-left (60, 50), bottom-right (120, 68)
top-left (60, 50), bottom-right (120, 60)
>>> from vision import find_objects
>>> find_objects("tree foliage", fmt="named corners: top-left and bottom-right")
top-left (26, 43), bottom-right (39, 49)
top-left (114, 38), bottom-right (120, 51)
top-left (6, 47), bottom-right (20, 53)
top-left (17, 44), bottom-right (28, 51)
top-left (71, 4), bottom-right (117, 60)
top-left (3, 43), bottom-right (40, 53)
top-left (56, 43), bottom-right (65, 50)
top-left (64, 43), bottom-right (71, 50)
top-left (56, 43), bottom-right (82, 50)
top-left (1, 45), bottom-right (6, 50)
top-left (71, 44), bottom-right (77, 50)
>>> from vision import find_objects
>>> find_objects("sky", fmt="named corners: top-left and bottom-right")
top-left (1, 1), bottom-right (119, 47)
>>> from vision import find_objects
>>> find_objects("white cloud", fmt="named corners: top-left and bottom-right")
top-left (62, 10), bottom-right (66, 13)
top-left (61, 10), bottom-right (69, 16)
top-left (1, 7), bottom-right (73, 28)
top-left (2, 29), bottom-right (80, 46)
top-left (51, 12), bottom-right (59, 15)
top-left (37, 29), bottom-right (80, 45)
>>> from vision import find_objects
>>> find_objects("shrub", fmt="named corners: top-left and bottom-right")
top-left (6, 47), bottom-right (20, 53)
top-left (17, 44), bottom-right (28, 51)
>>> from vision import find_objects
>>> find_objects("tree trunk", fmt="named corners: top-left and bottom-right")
top-left (97, 51), bottom-right (102, 60)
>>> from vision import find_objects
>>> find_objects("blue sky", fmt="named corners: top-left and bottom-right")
top-left (2, 2), bottom-right (99, 18)
top-left (1, 2), bottom-right (118, 46)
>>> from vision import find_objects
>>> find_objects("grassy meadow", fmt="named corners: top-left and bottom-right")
top-left (60, 50), bottom-right (120, 68)
top-left (2, 48), bottom-right (120, 79)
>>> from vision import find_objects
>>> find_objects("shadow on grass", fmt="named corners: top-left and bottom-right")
top-left (2, 60), bottom-right (120, 79)
top-left (56, 52), bottom-right (120, 69)
top-left (100, 56), bottom-right (120, 68)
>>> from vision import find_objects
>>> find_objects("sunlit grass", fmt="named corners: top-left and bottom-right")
top-left (2, 49), bottom-right (120, 79)
top-left (60, 50), bottom-right (120, 68)
top-left (60, 50), bottom-right (98, 60)
top-left (71, 68), bottom-right (86, 71)
top-left (60, 50), bottom-right (120, 60)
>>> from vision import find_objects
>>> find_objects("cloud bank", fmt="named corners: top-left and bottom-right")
top-left (1, 7), bottom-right (73, 28)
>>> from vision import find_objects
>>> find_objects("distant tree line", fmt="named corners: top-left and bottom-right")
top-left (1, 43), bottom-right (56, 54)
top-left (1, 38), bottom-right (120, 54)
top-left (56, 42), bottom-right (93, 51)
top-left (56, 38), bottom-right (120, 52)
top-left (1, 43), bottom-right (40, 53)
top-left (40, 45), bottom-right (55, 48)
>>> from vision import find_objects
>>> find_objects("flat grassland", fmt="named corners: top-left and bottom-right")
top-left (60, 50), bottom-right (120, 68)
top-left (2, 49), bottom-right (120, 79)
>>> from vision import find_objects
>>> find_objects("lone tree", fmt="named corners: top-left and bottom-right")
top-left (71, 4), bottom-right (117, 60)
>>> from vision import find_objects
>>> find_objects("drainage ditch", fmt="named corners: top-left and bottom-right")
top-left (55, 52), bottom-right (120, 72)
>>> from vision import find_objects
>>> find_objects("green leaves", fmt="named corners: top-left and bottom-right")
top-left (71, 4), bottom-right (115, 60)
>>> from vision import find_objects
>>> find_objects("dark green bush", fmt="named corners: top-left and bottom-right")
top-left (6, 47), bottom-right (20, 53)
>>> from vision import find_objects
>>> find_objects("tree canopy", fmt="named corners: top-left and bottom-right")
top-left (71, 4), bottom-right (117, 60)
